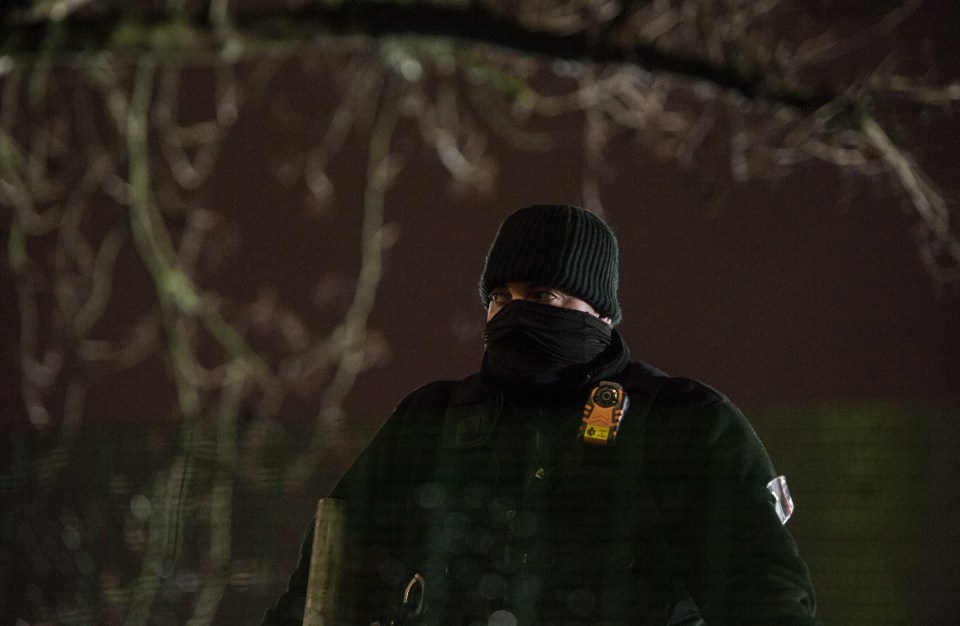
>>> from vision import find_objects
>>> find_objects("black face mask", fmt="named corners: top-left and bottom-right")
top-left (483, 300), bottom-right (613, 390)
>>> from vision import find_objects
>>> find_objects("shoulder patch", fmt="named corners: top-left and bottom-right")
top-left (766, 475), bottom-right (795, 524)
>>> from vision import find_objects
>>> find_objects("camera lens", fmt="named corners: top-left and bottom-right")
top-left (594, 387), bottom-right (616, 407)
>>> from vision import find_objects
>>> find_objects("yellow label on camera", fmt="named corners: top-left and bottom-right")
top-left (582, 424), bottom-right (610, 443)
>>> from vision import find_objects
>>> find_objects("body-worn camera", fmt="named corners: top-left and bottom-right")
top-left (578, 381), bottom-right (629, 446)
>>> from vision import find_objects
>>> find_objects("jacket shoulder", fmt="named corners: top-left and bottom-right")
top-left (395, 379), bottom-right (459, 409)
top-left (659, 376), bottom-right (734, 412)
top-left (620, 361), bottom-right (729, 410)
top-left (620, 362), bottom-right (754, 454)
top-left (383, 373), bottom-right (485, 426)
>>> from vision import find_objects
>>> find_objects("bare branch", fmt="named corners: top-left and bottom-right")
top-left (5, 1), bottom-right (832, 110)
top-left (789, 0), bottom-right (923, 71)
top-left (287, 69), bottom-right (401, 490)
top-left (869, 75), bottom-right (960, 107)
top-left (861, 115), bottom-right (957, 265)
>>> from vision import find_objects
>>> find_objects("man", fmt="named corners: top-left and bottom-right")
top-left (264, 204), bottom-right (819, 625)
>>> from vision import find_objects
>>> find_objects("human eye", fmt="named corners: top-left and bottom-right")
top-left (531, 289), bottom-right (560, 304)
top-left (488, 289), bottom-right (509, 304)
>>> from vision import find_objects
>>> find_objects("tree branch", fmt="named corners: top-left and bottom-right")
top-left (4, 0), bottom-right (832, 110)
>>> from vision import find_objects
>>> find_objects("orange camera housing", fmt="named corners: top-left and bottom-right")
top-left (578, 381), bottom-right (629, 446)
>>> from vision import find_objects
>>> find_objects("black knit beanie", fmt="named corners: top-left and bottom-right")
top-left (479, 204), bottom-right (622, 324)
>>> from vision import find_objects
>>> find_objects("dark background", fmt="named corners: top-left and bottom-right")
top-left (2, 2), bottom-right (960, 624)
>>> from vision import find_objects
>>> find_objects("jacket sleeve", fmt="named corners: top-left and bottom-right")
top-left (261, 382), bottom-right (452, 626)
top-left (646, 378), bottom-right (820, 626)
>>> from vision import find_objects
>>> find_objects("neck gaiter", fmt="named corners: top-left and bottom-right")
top-left (483, 300), bottom-right (613, 390)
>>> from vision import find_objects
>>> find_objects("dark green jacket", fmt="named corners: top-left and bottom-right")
top-left (264, 360), bottom-right (818, 625)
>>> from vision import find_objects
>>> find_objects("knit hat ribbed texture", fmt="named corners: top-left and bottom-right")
top-left (479, 204), bottom-right (621, 324)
